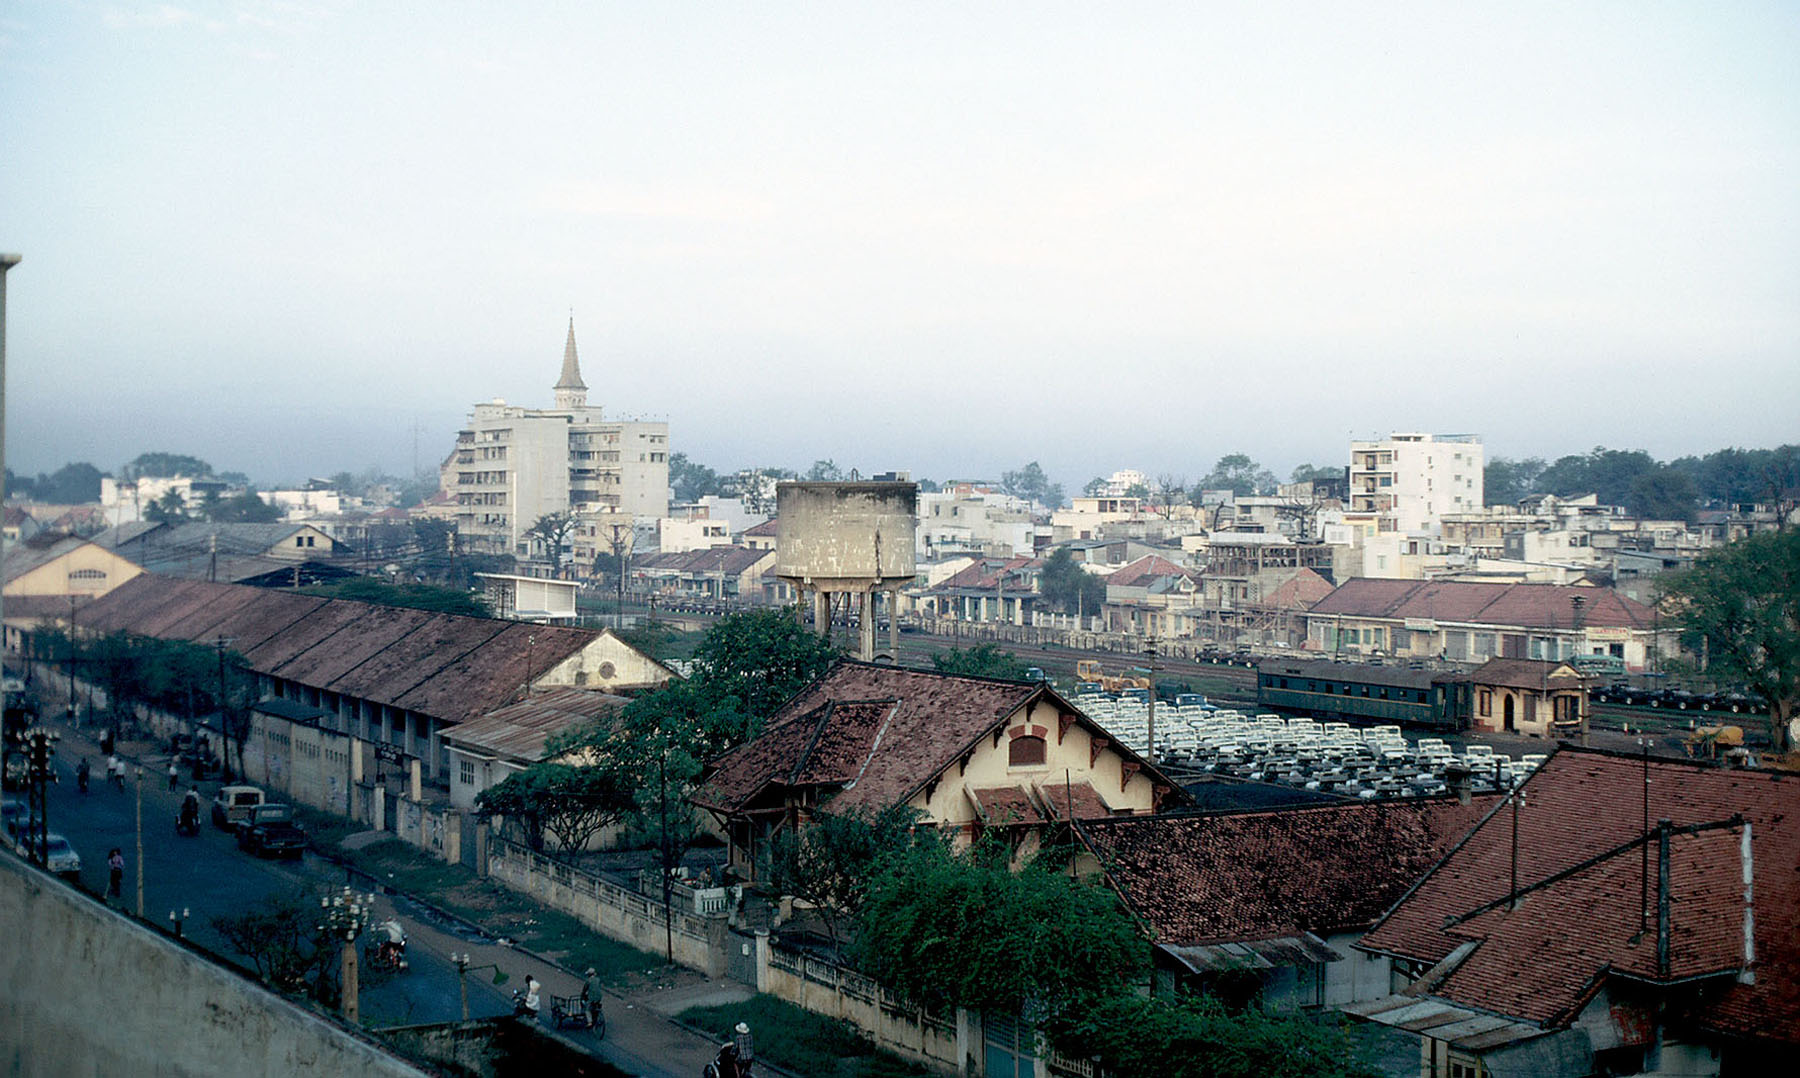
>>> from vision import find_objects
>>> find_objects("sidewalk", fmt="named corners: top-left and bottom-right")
top-left (70, 713), bottom-right (771, 1078)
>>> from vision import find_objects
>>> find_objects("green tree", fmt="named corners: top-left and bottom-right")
top-left (931, 643), bottom-right (1029, 680)
top-left (1484, 456), bottom-right (1547, 505)
top-left (668, 453), bottom-right (724, 503)
top-left (144, 489), bottom-right (189, 523)
top-left (759, 805), bottom-right (919, 949)
top-left (691, 607), bottom-right (841, 736)
top-left (205, 490), bottom-right (283, 523)
top-left (31, 462), bottom-right (105, 503)
top-left (122, 452), bottom-right (213, 479)
top-left (1659, 529), bottom-right (1800, 752)
top-left (301, 577), bottom-right (490, 618)
top-left (1038, 547), bottom-right (1105, 618)
top-left (1046, 990), bottom-right (1381, 1078)
top-left (806, 459), bottom-right (845, 482)
top-left (1000, 462), bottom-right (1064, 509)
top-left (1627, 468), bottom-right (1699, 523)
top-left (212, 895), bottom-right (341, 1001)
top-left (1082, 477), bottom-right (1108, 498)
top-left (850, 837), bottom-right (1147, 1019)
top-left (1288, 463), bottom-right (1343, 485)
top-left (476, 761), bottom-right (637, 857)
top-left (1200, 454), bottom-right (1276, 498)
top-left (526, 511), bottom-right (580, 577)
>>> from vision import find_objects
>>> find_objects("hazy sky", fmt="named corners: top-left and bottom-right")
top-left (3, 2), bottom-right (1796, 493)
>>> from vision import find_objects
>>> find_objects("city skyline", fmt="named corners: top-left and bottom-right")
top-left (2, 3), bottom-right (1796, 491)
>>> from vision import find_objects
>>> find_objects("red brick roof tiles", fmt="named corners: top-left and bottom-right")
top-left (1309, 580), bottom-right (1653, 631)
top-left (1078, 799), bottom-right (1494, 946)
top-left (1105, 555), bottom-right (1196, 589)
top-left (64, 575), bottom-right (597, 726)
top-left (1361, 748), bottom-right (1800, 1043)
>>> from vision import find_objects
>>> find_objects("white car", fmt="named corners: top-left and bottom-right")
top-left (25, 832), bottom-right (81, 878)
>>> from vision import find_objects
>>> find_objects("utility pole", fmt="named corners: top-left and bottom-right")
top-left (0, 254), bottom-right (20, 662)
top-left (606, 521), bottom-right (633, 630)
top-left (134, 764), bottom-right (145, 916)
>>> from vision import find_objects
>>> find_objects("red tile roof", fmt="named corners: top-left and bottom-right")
top-left (66, 575), bottom-right (597, 726)
top-left (1310, 580), bottom-right (1653, 631)
top-left (692, 662), bottom-right (1176, 820)
top-left (1361, 747), bottom-right (1800, 1042)
top-left (1262, 568), bottom-right (1336, 609)
top-left (928, 556), bottom-right (1039, 593)
top-left (1078, 799), bottom-right (1494, 945)
top-left (1105, 555), bottom-right (1195, 589)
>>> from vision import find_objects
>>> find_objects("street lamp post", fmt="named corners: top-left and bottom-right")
top-left (451, 952), bottom-right (471, 1021)
top-left (319, 887), bottom-right (372, 1024)
top-left (135, 766), bottom-right (145, 916)
top-left (0, 253), bottom-right (20, 659)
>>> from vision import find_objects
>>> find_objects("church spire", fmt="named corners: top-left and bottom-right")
top-left (554, 314), bottom-right (588, 410)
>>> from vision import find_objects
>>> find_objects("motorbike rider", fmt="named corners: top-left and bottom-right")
top-left (178, 786), bottom-right (201, 832)
top-left (519, 975), bottom-right (541, 1020)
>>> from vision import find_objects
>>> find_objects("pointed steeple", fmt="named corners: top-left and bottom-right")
top-left (554, 314), bottom-right (588, 410)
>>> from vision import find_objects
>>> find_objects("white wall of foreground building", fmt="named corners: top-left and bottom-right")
top-left (0, 856), bottom-right (432, 1077)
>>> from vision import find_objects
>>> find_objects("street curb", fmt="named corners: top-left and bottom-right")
top-left (317, 843), bottom-right (804, 1078)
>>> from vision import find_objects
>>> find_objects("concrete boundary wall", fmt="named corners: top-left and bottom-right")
top-left (486, 837), bottom-right (728, 976)
top-left (0, 855), bottom-right (430, 1078)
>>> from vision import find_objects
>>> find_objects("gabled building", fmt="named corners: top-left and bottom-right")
top-left (691, 662), bottom-right (1181, 877)
top-left (629, 545), bottom-right (776, 603)
top-left (57, 575), bottom-right (669, 783)
top-left (1351, 746), bottom-right (1800, 1076)
top-left (441, 687), bottom-right (631, 811)
top-left (1306, 579), bottom-right (1661, 669)
top-left (1078, 798), bottom-right (1494, 1010)
top-left (91, 520), bottom-right (355, 587)
top-left (1, 533), bottom-right (145, 650)
top-left (912, 555), bottom-right (1042, 625)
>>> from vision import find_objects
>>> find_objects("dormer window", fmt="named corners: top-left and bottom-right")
top-left (1008, 735), bottom-right (1046, 767)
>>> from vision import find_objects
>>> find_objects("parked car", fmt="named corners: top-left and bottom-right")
top-left (236, 803), bottom-right (307, 859)
top-left (24, 832), bottom-right (81, 878)
top-left (211, 785), bottom-right (266, 831)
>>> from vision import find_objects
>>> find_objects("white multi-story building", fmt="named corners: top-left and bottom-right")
top-left (1346, 433), bottom-right (1483, 536)
top-left (452, 320), bottom-right (670, 560)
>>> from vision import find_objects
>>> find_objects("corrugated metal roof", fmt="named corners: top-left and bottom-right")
top-left (1160, 933), bottom-right (1341, 973)
top-left (441, 687), bottom-right (629, 764)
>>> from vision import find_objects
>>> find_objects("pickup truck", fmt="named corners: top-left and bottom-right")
top-left (211, 785), bottom-right (266, 831)
top-left (236, 803), bottom-right (307, 859)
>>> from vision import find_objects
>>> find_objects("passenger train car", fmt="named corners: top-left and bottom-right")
top-left (1255, 658), bottom-right (1472, 731)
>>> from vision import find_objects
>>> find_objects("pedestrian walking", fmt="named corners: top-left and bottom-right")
top-left (167, 760), bottom-right (179, 790)
top-left (582, 967), bottom-right (603, 1028)
top-left (107, 848), bottom-right (124, 898)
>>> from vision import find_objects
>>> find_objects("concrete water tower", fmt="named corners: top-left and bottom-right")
top-left (775, 481), bottom-right (918, 661)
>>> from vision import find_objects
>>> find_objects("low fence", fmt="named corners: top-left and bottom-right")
top-left (487, 837), bottom-right (729, 976)
top-left (757, 940), bottom-right (1104, 1078)
top-left (763, 942), bottom-right (963, 1073)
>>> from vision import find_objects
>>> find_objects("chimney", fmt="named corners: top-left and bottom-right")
top-left (1445, 763), bottom-right (1473, 805)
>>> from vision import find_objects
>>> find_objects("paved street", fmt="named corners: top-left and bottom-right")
top-left (20, 715), bottom-right (756, 1078)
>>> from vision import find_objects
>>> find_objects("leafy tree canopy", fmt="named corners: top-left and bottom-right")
top-left (932, 642), bottom-right (1030, 681)
top-left (759, 805), bottom-right (920, 948)
top-left (1046, 990), bottom-right (1381, 1078)
top-left (301, 577), bottom-right (489, 618)
top-left (1200, 454), bottom-right (1276, 498)
top-left (806, 459), bottom-right (845, 482)
top-left (526, 511), bottom-right (580, 576)
top-left (122, 452), bottom-right (213, 479)
top-left (1288, 463), bottom-right (1343, 485)
top-left (7, 462), bottom-right (105, 503)
top-left (1000, 461), bottom-right (1064, 509)
top-left (669, 453), bottom-right (725, 503)
top-left (1484, 456), bottom-right (1547, 506)
top-left (1039, 546), bottom-right (1105, 617)
top-left (691, 607), bottom-right (841, 736)
top-left (203, 490), bottom-right (283, 523)
top-left (1660, 529), bottom-right (1800, 752)
top-left (850, 837), bottom-right (1147, 1018)
top-left (476, 760), bottom-right (637, 856)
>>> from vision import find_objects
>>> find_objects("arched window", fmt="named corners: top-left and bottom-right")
top-left (1008, 735), bottom-right (1046, 767)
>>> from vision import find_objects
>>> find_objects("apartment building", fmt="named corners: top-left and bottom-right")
top-left (452, 320), bottom-right (670, 559)
top-left (1346, 433), bottom-right (1484, 536)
